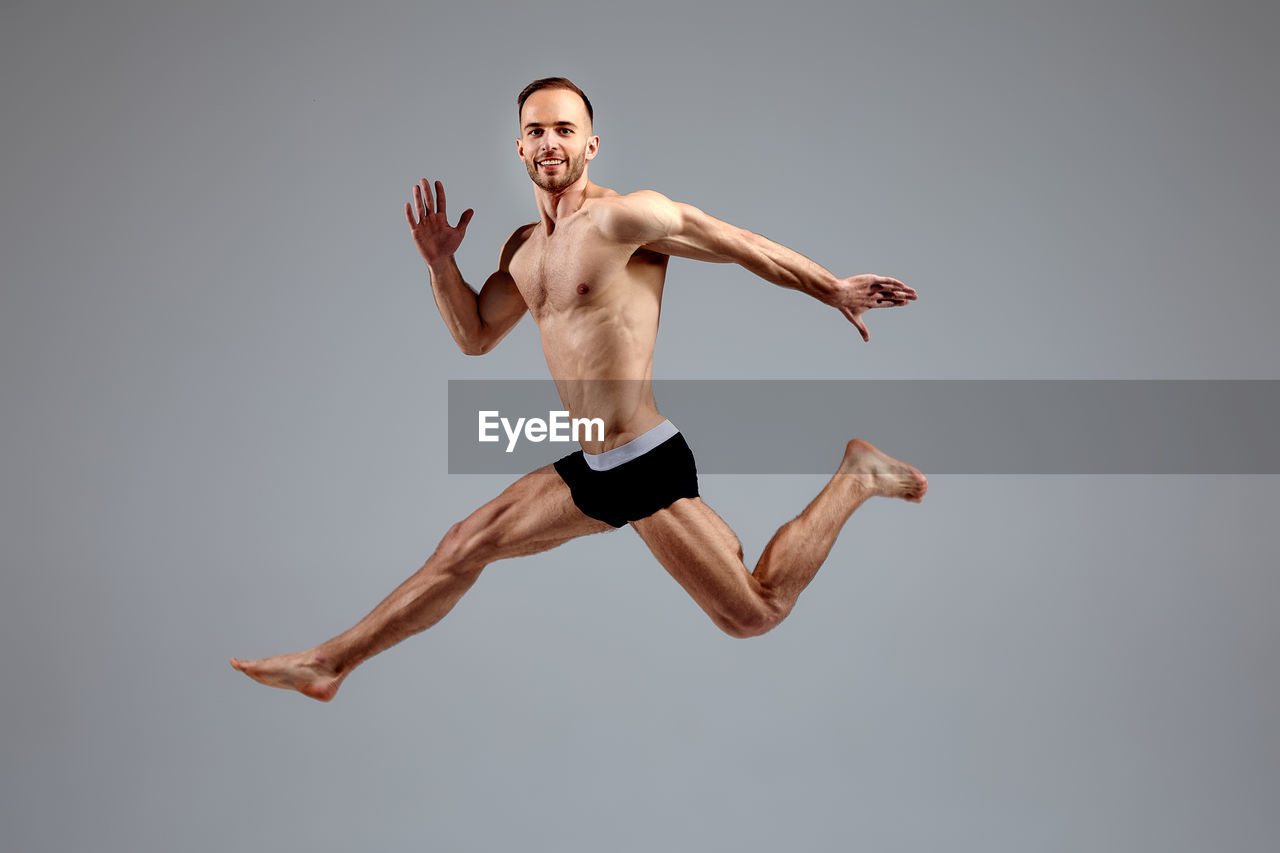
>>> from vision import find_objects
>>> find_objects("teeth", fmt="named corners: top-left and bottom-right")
top-left (540, 159), bottom-right (564, 165)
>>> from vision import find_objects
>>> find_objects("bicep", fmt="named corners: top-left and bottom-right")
top-left (640, 202), bottom-right (738, 263)
top-left (472, 225), bottom-right (532, 348)
top-left (476, 270), bottom-right (527, 338)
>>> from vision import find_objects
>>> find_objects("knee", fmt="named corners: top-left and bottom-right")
top-left (436, 518), bottom-right (497, 575)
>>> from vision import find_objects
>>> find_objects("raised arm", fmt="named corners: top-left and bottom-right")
top-left (594, 190), bottom-right (917, 342)
top-left (406, 178), bottom-right (528, 356)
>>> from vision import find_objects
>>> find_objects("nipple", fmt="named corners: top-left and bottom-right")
top-left (576, 283), bottom-right (590, 295)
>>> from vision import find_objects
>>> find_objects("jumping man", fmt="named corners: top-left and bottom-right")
top-left (231, 77), bottom-right (927, 701)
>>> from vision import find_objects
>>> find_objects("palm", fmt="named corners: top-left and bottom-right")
top-left (405, 178), bottom-right (474, 266)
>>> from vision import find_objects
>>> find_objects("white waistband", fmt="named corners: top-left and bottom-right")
top-left (582, 419), bottom-right (679, 471)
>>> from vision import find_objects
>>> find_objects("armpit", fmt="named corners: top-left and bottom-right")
top-left (631, 247), bottom-right (670, 264)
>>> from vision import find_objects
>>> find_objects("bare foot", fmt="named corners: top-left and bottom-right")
top-left (229, 650), bottom-right (346, 702)
top-left (838, 438), bottom-right (928, 503)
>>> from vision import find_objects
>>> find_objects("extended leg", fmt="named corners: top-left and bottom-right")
top-left (230, 465), bottom-right (611, 700)
top-left (631, 439), bottom-right (927, 638)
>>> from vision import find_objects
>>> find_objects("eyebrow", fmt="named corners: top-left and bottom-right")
top-left (523, 120), bottom-right (578, 131)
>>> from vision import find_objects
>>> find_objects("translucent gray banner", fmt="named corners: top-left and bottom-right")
top-left (447, 380), bottom-right (1280, 475)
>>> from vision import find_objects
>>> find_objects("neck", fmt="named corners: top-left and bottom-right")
top-left (533, 173), bottom-right (593, 233)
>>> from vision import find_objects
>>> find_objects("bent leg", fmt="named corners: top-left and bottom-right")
top-left (230, 464), bottom-right (612, 700)
top-left (631, 439), bottom-right (927, 638)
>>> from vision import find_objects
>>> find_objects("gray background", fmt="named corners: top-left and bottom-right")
top-left (2, 0), bottom-right (1276, 850)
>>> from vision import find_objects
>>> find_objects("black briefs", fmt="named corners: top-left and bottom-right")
top-left (553, 427), bottom-right (700, 528)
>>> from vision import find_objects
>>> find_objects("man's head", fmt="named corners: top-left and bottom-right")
top-left (515, 77), bottom-right (598, 192)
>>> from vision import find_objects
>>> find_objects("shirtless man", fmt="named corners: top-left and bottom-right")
top-left (231, 77), bottom-right (927, 701)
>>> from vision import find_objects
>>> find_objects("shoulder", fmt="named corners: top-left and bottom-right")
top-left (499, 222), bottom-right (538, 269)
top-left (589, 190), bottom-right (680, 242)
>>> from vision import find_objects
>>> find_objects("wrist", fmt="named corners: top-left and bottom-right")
top-left (426, 256), bottom-right (456, 277)
top-left (813, 272), bottom-right (841, 303)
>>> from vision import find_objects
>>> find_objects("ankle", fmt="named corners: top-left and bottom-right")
top-left (311, 643), bottom-right (352, 676)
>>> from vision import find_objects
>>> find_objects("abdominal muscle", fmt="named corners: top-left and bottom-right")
top-left (511, 203), bottom-right (671, 453)
top-left (537, 297), bottom-right (666, 454)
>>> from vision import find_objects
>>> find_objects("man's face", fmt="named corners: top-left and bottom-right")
top-left (516, 88), bottom-right (598, 192)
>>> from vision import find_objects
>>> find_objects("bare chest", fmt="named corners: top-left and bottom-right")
top-left (508, 225), bottom-right (615, 318)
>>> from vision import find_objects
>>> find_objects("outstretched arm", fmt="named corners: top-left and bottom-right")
top-left (595, 190), bottom-right (916, 341)
top-left (406, 178), bottom-right (528, 355)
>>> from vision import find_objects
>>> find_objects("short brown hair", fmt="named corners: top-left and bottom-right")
top-left (517, 77), bottom-right (594, 127)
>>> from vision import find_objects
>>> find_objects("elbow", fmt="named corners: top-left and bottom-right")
top-left (457, 330), bottom-right (495, 356)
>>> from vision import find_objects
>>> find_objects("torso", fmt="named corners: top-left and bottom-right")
top-left (506, 188), bottom-right (671, 452)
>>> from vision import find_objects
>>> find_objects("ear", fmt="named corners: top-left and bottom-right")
top-left (585, 134), bottom-right (600, 161)
top-left (515, 136), bottom-right (525, 160)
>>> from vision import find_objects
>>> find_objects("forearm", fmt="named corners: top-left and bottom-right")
top-left (425, 256), bottom-right (486, 353)
top-left (660, 200), bottom-right (840, 302)
top-left (728, 227), bottom-right (840, 303)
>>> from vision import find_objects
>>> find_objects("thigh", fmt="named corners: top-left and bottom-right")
top-left (630, 497), bottom-right (763, 630)
top-left (457, 463), bottom-right (615, 562)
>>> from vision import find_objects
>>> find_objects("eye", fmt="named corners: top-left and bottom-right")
top-left (559, 128), bottom-right (572, 135)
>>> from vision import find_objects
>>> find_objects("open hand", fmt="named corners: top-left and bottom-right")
top-left (833, 274), bottom-right (918, 342)
top-left (405, 178), bottom-right (474, 267)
